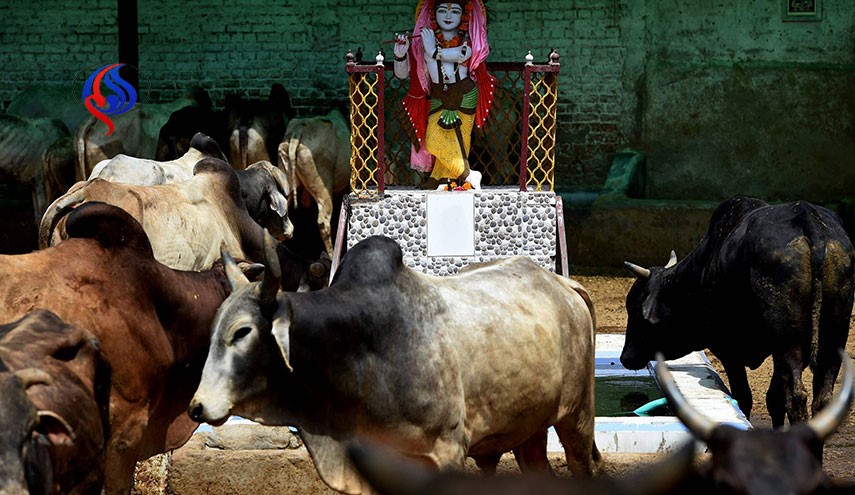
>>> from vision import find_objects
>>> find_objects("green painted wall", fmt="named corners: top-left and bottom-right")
top-left (1, 0), bottom-right (852, 201)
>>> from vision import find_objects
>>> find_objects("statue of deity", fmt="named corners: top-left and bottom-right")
top-left (393, 0), bottom-right (495, 190)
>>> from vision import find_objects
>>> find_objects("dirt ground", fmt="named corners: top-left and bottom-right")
top-left (573, 274), bottom-right (855, 481)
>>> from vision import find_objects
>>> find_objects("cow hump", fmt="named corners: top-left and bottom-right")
top-left (332, 236), bottom-right (404, 286)
top-left (64, 201), bottom-right (154, 256)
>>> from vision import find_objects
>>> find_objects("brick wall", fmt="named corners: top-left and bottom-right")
top-left (0, 0), bottom-right (117, 105)
top-left (1, 1), bottom-right (852, 194)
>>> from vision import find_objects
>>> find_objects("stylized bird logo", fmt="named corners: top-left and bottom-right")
top-left (82, 63), bottom-right (137, 136)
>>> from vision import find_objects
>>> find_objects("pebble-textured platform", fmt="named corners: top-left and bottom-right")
top-left (346, 188), bottom-right (558, 276)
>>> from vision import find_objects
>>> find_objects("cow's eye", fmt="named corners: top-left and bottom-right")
top-left (231, 326), bottom-right (252, 344)
top-left (53, 342), bottom-right (83, 361)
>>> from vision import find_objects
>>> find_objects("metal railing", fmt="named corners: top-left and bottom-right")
top-left (346, 52), bottom-right (560, 194)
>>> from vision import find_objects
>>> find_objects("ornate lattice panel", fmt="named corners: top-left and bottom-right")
top-left (348, 65), bottom-right (383, 194)
top-left (524, 69), bottom-right (559, 191)
top-left (346, 61), bottom-right (559, 192)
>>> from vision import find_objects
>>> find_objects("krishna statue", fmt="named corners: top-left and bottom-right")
top-left (393, 0), bottom-right (495, 190)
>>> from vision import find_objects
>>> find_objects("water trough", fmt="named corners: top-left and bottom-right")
top-left (560, 333), bottom-right (752, 454)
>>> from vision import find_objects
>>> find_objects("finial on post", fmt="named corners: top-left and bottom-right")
top-left (525, 50), bottom-right (534, 66)
top-left (345, 49), bottom-right (355, 65)
top-left (376, 50), bottom-right (385, 66)
top-left (549, 48), bottom-right (560, 66)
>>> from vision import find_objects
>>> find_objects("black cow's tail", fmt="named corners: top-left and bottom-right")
top-left (801, 204), bottom-right (824, 369)
top-left (794, 201), bottom-right (855, 379)
top-left (809, 265), bottom-right (822, 369)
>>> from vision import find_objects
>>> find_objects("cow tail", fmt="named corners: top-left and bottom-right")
top-left (76, 116), bottom-right (96, 182)
top-left (240, 125), bottom-right (249, 169)
top-left (803, 204), bottom-right (826, 370)
top-left (38, 183), bottom-right (88, 249)
top-left (810, 274), bottom-right (822, 369)
top-left (287, 132), bottom-right (301, 209)
top-left (563, 278), bottom-right (597, 346)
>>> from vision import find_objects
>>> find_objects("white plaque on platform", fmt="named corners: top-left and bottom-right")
top-left (426, 193), bottom-right (475, 256)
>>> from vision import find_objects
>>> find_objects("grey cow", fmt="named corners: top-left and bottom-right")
top-left (189, 234), bottom-right (601, 494)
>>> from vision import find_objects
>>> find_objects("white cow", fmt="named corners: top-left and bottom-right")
top-left (88, 132), bottom-right (225, 185)
top-left (189, 234), bottom-right (602, 494)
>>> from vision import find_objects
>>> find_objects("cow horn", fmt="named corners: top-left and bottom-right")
top-left (259, 229), bottom-right (281, 305)
top-left (624, 261), bottom-right (651, 279)
top-left (654, 353), bottom-right (717, 441)
top-left (806, 349), bottom-right (853, 441)
top-left (14, 368), bottom-right (52, 387)
top-left (665, 250), bottom-right (678, 268)
top-left (38, 182), bottom-right (87, 248)
top-left (221, 244), bottom-right (250, 291)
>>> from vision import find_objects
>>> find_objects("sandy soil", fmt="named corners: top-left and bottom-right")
top-left (574, 274), bottom-right (855, 480)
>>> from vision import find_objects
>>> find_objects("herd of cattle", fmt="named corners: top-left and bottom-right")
top-left (1, 87), bottom-right (855, 494)
top-left (0, 84), bottom-right (350, 258)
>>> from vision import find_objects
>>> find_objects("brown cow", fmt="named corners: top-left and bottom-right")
top-left (0, 309), bottom-right (109, 494)
top-left (0, 202), bottom-right (261, 494)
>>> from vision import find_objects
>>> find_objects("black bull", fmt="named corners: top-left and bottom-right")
top-left (620, 197), bottom-right (855, 429)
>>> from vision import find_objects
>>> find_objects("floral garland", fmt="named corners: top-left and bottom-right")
top-left (430, 1), bottom-right (473, 48)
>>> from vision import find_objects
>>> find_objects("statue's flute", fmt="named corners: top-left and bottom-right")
top-left (380, 33), bottom-right (423, 45)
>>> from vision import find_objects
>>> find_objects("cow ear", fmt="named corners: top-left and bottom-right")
top-left (642, 293), bottom-right (660, 324)
top-left (239, 262), bottom-right (266, 282)
top-left (267, 162), bottom-right (293, 201)
top-left (267, 188), bottom-right (289, 217)
top-left (271, 300), bottom-right (294, 372)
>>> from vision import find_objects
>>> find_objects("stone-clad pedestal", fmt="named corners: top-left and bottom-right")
top-left (344, 188), bottom-right (560, 276)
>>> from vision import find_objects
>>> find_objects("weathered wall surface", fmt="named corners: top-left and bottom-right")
top-left (639, 1), bottom-right (855, 202)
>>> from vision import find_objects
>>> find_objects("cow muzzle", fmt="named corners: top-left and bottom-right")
top-left (619, 348), bottom-right (650, 371)
top-left (187, 399), bottom-right (229, 427)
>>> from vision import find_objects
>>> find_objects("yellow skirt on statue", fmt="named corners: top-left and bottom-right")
top-left (425, 111), bottom-right (475, 181)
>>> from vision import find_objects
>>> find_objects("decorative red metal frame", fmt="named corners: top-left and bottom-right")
top-left (346, 60), bottom-right (559, 194)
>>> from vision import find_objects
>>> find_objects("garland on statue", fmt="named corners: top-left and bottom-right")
top-left (429, 1), bottom-right (474, 48)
